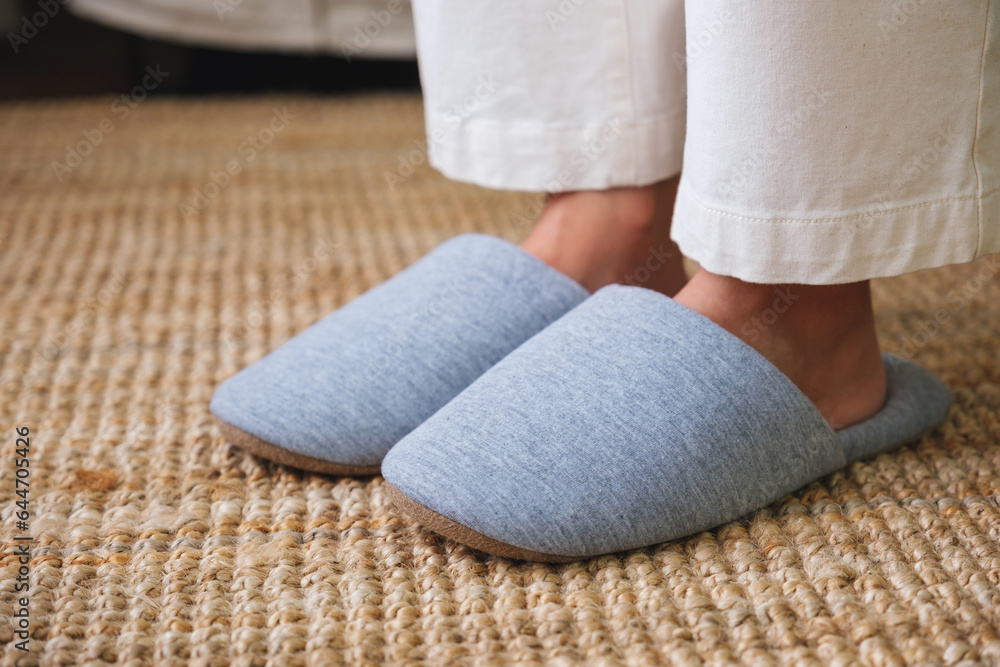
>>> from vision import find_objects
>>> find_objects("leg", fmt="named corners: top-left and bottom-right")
top-left (671, 0), bottom-right (998, 427)
top-left (214, 0), bottom-right (691, 473)
top-left (521, 177), bottom-right (687, 295)
top-left (383, 0), bottom-right (987, 560)
top-left (413, 0), bottom-right (689, 295)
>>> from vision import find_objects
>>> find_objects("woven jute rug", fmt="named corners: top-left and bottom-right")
top-left (1, 95), bottom-right (999, 667)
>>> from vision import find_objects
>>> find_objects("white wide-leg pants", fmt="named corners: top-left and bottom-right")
top-left (412, 0), bottom-right (999, 284)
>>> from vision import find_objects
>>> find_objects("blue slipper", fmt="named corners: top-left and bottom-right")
top-left (382, 284), bottom-right (953, 561)
top-left (211, 234), bottom-right (587, 475)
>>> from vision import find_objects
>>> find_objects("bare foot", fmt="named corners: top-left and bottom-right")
top-left (674, 269), bottom-right (887, 429)
top-left (520, 176), bottom-right (688, 296)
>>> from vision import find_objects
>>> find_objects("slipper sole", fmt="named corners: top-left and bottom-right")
top-left (384, 481), bottom-right (576, 563)
top-left (216, 417), bottom-right (382, 476)
top-left (384, 426), bottom-right (940, 562)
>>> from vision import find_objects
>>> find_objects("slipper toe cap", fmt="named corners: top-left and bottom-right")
top-left (383, 285), bottom-right (849, 559)
top-left (212, 233), bottom-right (588, 469)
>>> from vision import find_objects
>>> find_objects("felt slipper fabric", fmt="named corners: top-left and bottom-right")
top-left (211, 234), bottom-right (588, 474)
top-left (382, 284), bottom-right (953, 561)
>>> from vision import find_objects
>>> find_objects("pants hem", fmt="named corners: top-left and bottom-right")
top-left (424, 111), bottom-right (685, 192)
top-left (672, 181), bottom-right (999, 284)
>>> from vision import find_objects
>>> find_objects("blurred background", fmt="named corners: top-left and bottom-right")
top-left (0, 0), bottom-right (421, 99)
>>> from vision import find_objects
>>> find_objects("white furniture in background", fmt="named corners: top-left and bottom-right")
top-left (69, 0), bottom-right (416, 58)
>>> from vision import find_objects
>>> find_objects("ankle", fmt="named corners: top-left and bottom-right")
top-left (675, 270), bottom-right (886, 428)
top-left (521, 177), bottom-right (687, 296)
top-left (543, 186), bottom-right (659, 234)
top-left (676, 273), bottom-right (871, 343)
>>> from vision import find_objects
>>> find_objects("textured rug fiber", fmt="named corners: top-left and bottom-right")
top-left (1, 95), bottom-right (1000, 667)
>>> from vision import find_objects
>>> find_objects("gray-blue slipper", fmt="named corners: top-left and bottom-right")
top-left (382, 284), bottom-right (953, 561)
top-left (211, 234), bottom-right (588, 475)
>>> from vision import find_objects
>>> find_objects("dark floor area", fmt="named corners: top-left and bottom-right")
top-left (0, 3), bottom-right (420, 101)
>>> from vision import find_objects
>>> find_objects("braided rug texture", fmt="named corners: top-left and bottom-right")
top-left (1, 95), bottom-right (999, 667)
